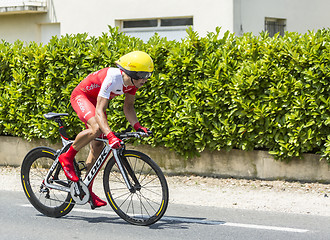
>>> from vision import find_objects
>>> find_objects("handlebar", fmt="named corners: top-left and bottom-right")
top-left (115, 130), bottom-right (151, 140)
top-left (95, 130), bottom-right (151, 143)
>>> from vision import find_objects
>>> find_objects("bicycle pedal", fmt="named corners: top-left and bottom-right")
top-left (89, 196), bottom-right (106, 210)
top-left (89, 201), bottom-right (103, 210)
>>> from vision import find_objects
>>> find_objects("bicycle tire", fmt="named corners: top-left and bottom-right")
top-left (21, 147), bottom-right (75, 218)
top-left (103, 150), bottom-right (169, 226)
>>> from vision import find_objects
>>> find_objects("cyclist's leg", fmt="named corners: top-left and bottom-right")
top-left (86, 140), bottom-right (104, 172)
top-left (88, 177), bottom-right (107, 208)
top-left (84, 121), bottom-right (108, 208)
top-left (81, 138), bottom-right (107, 208)
top-left (72, 105), bottom-right (107, 207)
top-left (59, 93), bottom-right (101, 181)
top-left (71, 117), bottom-right (102, 151)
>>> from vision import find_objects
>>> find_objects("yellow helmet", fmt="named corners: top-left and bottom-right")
top-left (116, 51), bottom-right (154, 80)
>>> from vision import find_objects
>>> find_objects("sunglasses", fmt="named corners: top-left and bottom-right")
top-left (134, 71), bottom-right (153, 80)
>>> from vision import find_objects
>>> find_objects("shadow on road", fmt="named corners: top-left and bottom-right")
top-left (149, 215), bottom-right (225, 229)
top-left (36, 210), bottom-right (224, 229)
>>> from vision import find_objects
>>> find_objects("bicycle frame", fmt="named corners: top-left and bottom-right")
top-left (43, 135), bottom-right (135, 195)
top-left (83, 138), bottom-right (112, 187)
top-left (40, 113), bottom-right (143, 201)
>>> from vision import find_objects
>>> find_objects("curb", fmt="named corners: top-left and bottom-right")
top-left (1, 136), bottom-right (330, 183)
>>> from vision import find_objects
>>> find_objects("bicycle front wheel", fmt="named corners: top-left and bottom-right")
top-left (21, 147), bottom-right (75, 218)
top-left (103, 150), bottom-right (169, 226)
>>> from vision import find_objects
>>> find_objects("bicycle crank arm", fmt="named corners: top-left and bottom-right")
top-left (70, 181), bottom-right (89, 205)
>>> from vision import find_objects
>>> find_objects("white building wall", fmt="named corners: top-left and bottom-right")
top-left (235, 0), bottom-right (330, 35)
top-left (52, 0), bottom-right (233, 38)
top-left (0, 13), bottom-right (45, 43)
top-left (0, 0), bottom-right (57, 43)
top-left (0, 0), bottom-right (330, 44)
top-left (0, 0), bottom-right (234, 43)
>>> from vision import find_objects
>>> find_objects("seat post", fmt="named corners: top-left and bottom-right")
top-left (55, 118), bottom-right (69, 140)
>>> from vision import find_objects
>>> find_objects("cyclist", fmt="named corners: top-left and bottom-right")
top-left (58, 51), bottom-right (153, 208)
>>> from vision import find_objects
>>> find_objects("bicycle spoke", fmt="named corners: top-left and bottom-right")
top-left (137, 197), bottom-right (151, 218)
top-left (141, 186), bottom-right (162, 197)
top-left (118, 192), bottom-right (133, 209)
top-left (140, 175), bottom-right (159, 187)
top-left (113, 190), bottom-right (132, 201)
top-left (104, 150), bottom-right (168, 225)
top-left (137, 192), bottom-right (155, 214)
top-left (30, 170), bottom-right (46, 180)
top-left (137, 161), bottom-right (147, 182)
top-left (109, 186), bottom-right (130, 191)
top-left (139, 190), bottom-right (161, 207)
top-left (126, 195), bottom-right (134, 216)
top-left (137, 168), bottom-right (154, 185)
top-left (110, 171), bottom-right (127, 185)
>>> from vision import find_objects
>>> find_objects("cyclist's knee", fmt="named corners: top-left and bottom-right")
top-left (86, 118), bottom-right (102, 137)
top-left (91, 127), bottom-right (102, 138)
top-left (87, 124), bottom-right (101, 138)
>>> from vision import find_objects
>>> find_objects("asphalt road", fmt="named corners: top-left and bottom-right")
top-left (1, 191), bottom-right (329, 240)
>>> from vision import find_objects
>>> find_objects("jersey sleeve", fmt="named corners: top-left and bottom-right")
top-left (98, 70), bottom-right (113, 99)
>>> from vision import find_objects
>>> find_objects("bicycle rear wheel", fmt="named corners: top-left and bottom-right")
top-left (21, 147), bottom-right (75, 218)
top-left (103, 150), bottom-right (169, 226)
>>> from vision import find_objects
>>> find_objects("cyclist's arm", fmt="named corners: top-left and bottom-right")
top-left (95, 96), bottom-right (112, 136)
top-left (123, 93), bottom-right (139, 126)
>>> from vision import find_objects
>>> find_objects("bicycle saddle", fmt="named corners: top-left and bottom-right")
top-left (43, 112), bottom-right (69, 120)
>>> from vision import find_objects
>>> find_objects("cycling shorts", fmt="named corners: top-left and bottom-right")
top-left (70, 89), bottom-right (106, 126)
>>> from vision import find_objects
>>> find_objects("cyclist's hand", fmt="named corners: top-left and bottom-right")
top-left (106, 132), bottom-right (122, 149)
top-left (134, 122), bottom-right (152, 136)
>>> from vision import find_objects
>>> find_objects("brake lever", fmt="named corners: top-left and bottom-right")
top-left (136, 128), bottom-right (153, 137)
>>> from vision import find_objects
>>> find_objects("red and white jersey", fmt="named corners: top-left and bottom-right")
top-left (75, 67), bottom-right (137, 99)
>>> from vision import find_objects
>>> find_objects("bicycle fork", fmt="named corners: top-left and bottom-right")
top-left (113, 149), bottom-right (141, 193)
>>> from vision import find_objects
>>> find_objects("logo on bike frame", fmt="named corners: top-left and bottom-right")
top-left (86, 148), bottom-right (108, 183)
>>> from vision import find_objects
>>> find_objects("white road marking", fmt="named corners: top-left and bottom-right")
top-left (160, 216), bottom-right (309, 233)
top-left (21, 204), bottom-right (309, 233)
top-left (223, 222), bottom-right (309, 233)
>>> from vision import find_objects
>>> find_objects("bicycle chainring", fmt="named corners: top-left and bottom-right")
top-left (70, 180), bottom-right (90, 205)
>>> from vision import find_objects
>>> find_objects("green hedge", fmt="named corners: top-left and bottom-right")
top-left (1, 27), bottom-right (330, 162)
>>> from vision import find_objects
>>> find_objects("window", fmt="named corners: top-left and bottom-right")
top-left (161, 18), bottom-right (193, 27)
top-left (123, 20), bottom-right (157, 28)
top-left (265, 18), bottom-right (286, 37)
top-left (120, 17), bottom-right (193, 41)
